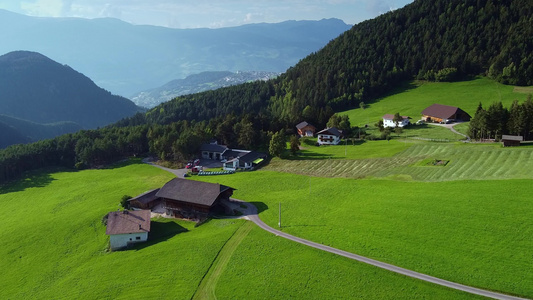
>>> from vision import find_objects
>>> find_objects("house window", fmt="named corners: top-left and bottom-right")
top-left (135, 236), bottom-right (141, 240)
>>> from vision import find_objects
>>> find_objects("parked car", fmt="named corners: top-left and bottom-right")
top-left (193, 159), bottom-right (200, 166)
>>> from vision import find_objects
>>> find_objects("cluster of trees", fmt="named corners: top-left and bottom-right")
top-left (469, 96), bottom-right (533, 140)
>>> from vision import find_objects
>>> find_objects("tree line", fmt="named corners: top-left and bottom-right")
top-left (469, 95), bottom-right (533, 140)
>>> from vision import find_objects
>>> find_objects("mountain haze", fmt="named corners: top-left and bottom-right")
top-left (0, 10), bottom-right (351, 96)
top-left (131, 71), bottom-right (279, 108)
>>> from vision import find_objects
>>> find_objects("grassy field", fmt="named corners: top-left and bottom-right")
top-left (198, 171), bottom-right (533, 298)
top-left (340, 77), bottom-right (529, 127)
top-left (1, 159), bottom-right (478, 299)
top-left (0, 161), bottom-right (242, 299)
top-left (214, 226), bottom-right (481, 299)
top-left (268, 142), bottom-right (533, 181)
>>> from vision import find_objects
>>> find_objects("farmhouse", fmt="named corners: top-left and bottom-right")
top-left (223, 151), bottom-right (267, 171)
top-left (296, 121), bottom-right (317, 137)
top-left (317, 127), bottom-right (343, 145)
top-left (106, 210), bottom-right (151, 250)
top-left (421, 104), bottom-right (471, 123)
top-left (127, 189), bottom-right (160, 209)
top-left (156, 178), bottom-right (235, 219)
top-left (383, 114), bottom-right (410, 128)
top-left (501, 135), bottom-right (523, 147)
top-left (200, 143), bottom-right (228, 160)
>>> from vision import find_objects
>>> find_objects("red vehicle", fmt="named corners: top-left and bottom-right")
top-left (185, 162), bottom-right (193, 169)
top-left (193, 159), bottom-right (200, 166)
top-left (191, 166), bottom-right (202, 173)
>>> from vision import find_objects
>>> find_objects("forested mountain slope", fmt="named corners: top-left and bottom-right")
top-left (0, 51), bottom-right (140, 129)
top-left (128, 0), bottom-right (532, 129)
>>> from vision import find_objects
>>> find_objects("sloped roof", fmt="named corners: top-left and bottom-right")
top-left (106, 210), bottom-right (151, 235)
top-left (502, 135), bottom-right (523, 141)
top-left (222, 149), bottom-right (249, 159)
top-left (128, 188), bottom-right (160, 205)
top-left (156, 178), bottom-right (234, 207)
top-left (422, 104), bottom-right (468, 119)
top-left (383, 114), bottom-right (410, 120)
top-left (200, 143), bottom-right (227, 153)
top-left (317, 127), bottom-right (342, 137)
top-left (239, 151), bottom-right (268, 163)
top-left (296, 121), bottom-right (316, 130)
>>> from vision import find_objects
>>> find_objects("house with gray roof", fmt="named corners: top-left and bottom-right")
top-left (223, 151), bottom-right (267, 171)
top-left (105, 210), bottom-right (151, 250)
top-left (200, 143), bottom-right (228, 160)
top-left (317, 127), bottom-right (343, 145)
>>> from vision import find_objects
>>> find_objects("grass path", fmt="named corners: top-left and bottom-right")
top-left (192, 221), bottom-right (254, 300)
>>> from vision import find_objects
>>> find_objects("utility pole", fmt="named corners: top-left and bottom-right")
top-left (278, 202), bottom-right (281, 228)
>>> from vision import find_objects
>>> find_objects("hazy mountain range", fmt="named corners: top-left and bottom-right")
top-left (0, 9), bottom-right (350, 97)
top-left (131, 71), bottom-right (280, 108)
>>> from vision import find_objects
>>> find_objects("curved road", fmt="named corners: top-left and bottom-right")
top-left (234, 199), bottom-right (527, 300)
top-left (146, 161), bottom-right (526, 300)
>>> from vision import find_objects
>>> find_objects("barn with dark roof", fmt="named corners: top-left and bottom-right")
top-left (156, 178), bottom-right (235, 219)
top-left (421, 104), bottom-right (471, 123)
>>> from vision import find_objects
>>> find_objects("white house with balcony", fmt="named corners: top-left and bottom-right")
top-left (317, 127), bottom-right (343, 145)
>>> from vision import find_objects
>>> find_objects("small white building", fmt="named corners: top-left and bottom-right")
top-left (317, 127), bottom-right (343, 145)
top-left (223, 151), bottom-right (267, 171)
top-left (106, 210), bottom-right (151, 250)
top-left (383, 114), bottom-right (410, 128)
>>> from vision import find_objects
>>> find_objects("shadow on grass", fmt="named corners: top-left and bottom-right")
top-left (0, 167), bottom-right (71, 194)
top-left (132, 219), bottom-right (188, 251)
top-left (250, 201), bottom-right (268, 214)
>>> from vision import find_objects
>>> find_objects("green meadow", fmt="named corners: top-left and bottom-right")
top-left (341, 77), bottom-right (530, 127)
top-left (198, 170), bottom-right (533, 298)
top-left (0, 160), bottom-right (477, 299)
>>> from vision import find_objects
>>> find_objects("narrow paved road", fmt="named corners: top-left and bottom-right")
top-left (234, 199), bottom-right (527, 300)
top-left (429, 122), bottom-right (471, 142)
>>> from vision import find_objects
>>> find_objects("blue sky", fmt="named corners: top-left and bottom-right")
top-left (0, 0), bottom-right (413, 28)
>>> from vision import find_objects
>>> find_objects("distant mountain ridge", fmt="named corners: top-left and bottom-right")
top-left (0, 10), bottom-right (350, 96)
top-left (131, 71), bottom-right (280, 108)
top-left (0, 51), bottom-right (140, 147)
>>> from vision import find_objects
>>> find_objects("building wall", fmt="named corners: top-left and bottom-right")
top-left (384, 119), bottom-right (409, 128)
top-left (318, 134), bottom-right (340, 145)
top-left (109, 232), bottom-right (148, 250)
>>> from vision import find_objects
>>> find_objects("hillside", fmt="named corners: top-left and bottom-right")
top-left (129, 0), bottom-right (532, 128)
top-left (0, 114), bottom-right (82, 148)
top-left (131, 71), bottom-right (279, 108)
top-left (0, 51), bottom-right (140, 131)
top-left (0, 122), bottom-right (30, 148)
top-left (0, 10), bottom-right (350, 96)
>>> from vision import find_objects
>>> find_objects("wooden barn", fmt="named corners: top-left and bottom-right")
top-left (501, 135), bottom-right (523, 147)
top-left (421, 104), bottom-right (471, 123)
top-left (128, 189), bottom-right (161, 209)
top-left (156, 178), bottom-right (235, 220)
